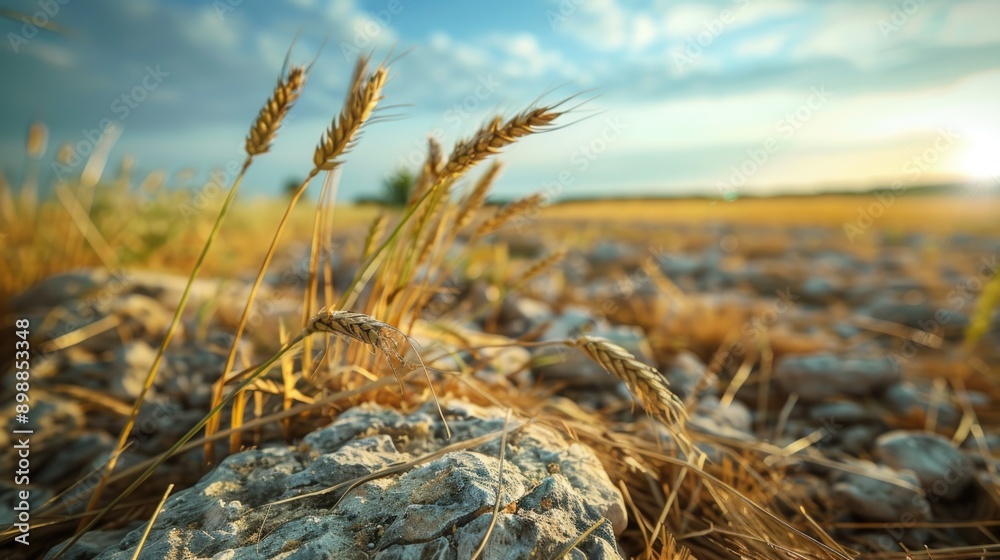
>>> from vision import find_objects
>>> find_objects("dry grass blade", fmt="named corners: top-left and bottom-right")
top-left (313, 57), bottom-right (387, 171)
top-left (474, 193), bottom-right (545, 238)
top-left (442, 107), bottom-right (562, 179)
top-left (455, 161), bottom-right (502, 231)
top-left (551, 516), bottom-right (608, 559)
top-left (245, 65), bottom-right (306, 156)
top-left (571, 335), bottom-right (687, 427)
top-left (130, 484), bottom-right (174, 560)
top-left (471, 409), bottom-right (512, 560)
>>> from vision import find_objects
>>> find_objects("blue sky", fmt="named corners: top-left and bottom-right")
top-left (2, 0), bottom-right (999, 201)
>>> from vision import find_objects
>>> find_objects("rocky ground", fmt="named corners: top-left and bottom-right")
top-left (3, 221), bottom-right (999, 559)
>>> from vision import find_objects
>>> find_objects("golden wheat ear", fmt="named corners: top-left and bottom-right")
top-left (571, 335), bottom-right (687, 427)
top-left (442, 106), bottom-right (563, 180)
top-left (245, 64), bottom-right (307, 157)
top-left (312, 56), bottom-right (388, 171)
top-left (305, 308), bottom-right (452, 438)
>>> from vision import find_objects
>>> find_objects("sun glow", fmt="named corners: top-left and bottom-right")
top-left (957, 130), bottom-right (1000, 181)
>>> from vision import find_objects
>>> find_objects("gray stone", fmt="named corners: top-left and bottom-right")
top-left (800, 276), bottom-right (841, 303)
top-left (830, 460), bottom-right (932, 522)
top-left (883, 382), bottom-right (961, 427)
top-left (11, 269), bottom-right (110, 311)
top-left (663, 351), bottom-right (709, 401)
top-left (107, 341), bottom-right (158, 400)
top-left (496, 296), bottom-right (552, 338)
top-left (809, 401), bottom-right (878, 425)
top-left (774, 354), bottom-right (899, 401)
top-left (873, 431), bottom-right (974, 500)
top-left (56, 402), bottom-right (625, 560)
top-left (532, 306), bottom-right (653, 390)
top-left (860, 297), bottom-right (935, 330)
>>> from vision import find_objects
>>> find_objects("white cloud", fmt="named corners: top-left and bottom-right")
top-left (183, 6), bottom-right (242, 51)
top-left (554, 0), bottom-right (668, 51)
top-left (789, 4), bottom-right (889, 68)
top-left (663, 3), bottom-right (720, 37)
top-left (732, 32), bottom-right (788, 59)
top-left (937, 0), bottom-right (1000, 47)
top-left (25, 43), bottom-right (75, 68)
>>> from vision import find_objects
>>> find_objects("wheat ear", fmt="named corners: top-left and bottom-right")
top-left (245, 65), bottom-right (306, 156)
top-left (306, 308), bottom-right (452, 438)
top-left (313, 58), bottom-right (387, 171)
top-left (473, 193), bottom-right (545, 238)
top-left (513, 248), bottom-right (566, 289)
top-left (572, 335), bottom-right (687, 427)
top-left (442, 107), bottom-right (561, 180)
top-left (409, 136), bottom-right (444, 204)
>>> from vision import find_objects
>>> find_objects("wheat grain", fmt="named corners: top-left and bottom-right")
top-left (572, 335), bottom-right (687, 426)
top-left (473, 193), bottom-right (545, 238)
top-left (245, 65), bottom-right (306, 157)
top-left (306, 307), bottom-right (409, 361)
top-left (313, 58), bottom-right (387, 171)
top-left (441, 107), bottom-right (561, 180)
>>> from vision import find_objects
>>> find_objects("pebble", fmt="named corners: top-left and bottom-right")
top-left (830, 460), bottom-right (932, 522)
top-left (873, 431), bottom-right (974, 500)
top-left (774, 354), bottom-right (899, 401)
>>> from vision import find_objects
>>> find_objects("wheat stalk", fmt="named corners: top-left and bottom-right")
top-left (409, 136), bottom-right (444, 204)
top-left (442, 107), bottom-right (561, 180)
top-left (313, 58), bottom-right (387, 171)
top-left (455, 161), bottom-right (502, 231)
top-left (245, 65), bottom-right (306, 157)
top-left (361, 213), bottom-right (389, 262)
top-left (474, 193), bottom-right (545, 238)
top-left (572, 335), bottom-right (687, 427)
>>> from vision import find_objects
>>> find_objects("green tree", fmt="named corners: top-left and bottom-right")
top-left (380, 168), bottom-right (414, 207)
